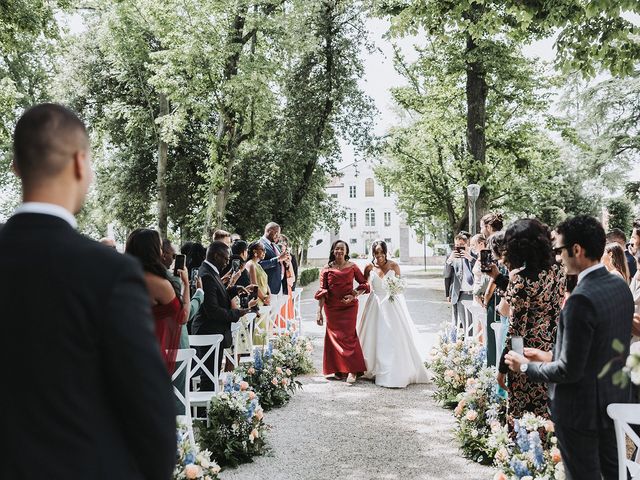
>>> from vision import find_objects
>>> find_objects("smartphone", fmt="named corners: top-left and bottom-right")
top-left (174, 254), bottom-right (186, 276)
top-left (480, 249), bottom-right (493, 272)
top-left (511, 336), bottom-right (524, 355)
top-left (454, 246), bottom-right (464, 256)
top-left (239, 294), bottom-right (249, 309)
top-left (231, 258), bottom-right (241, 272)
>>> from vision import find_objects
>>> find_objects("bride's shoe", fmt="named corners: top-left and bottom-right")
top-left (346, 373), bottom-right (356, 384)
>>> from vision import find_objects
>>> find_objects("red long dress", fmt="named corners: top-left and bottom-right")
top-left (315, 264), bottom-right (369, 375)
top-left (152, 296), bottom-right (186, 374)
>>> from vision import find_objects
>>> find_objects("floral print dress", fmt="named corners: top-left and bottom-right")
top-left (499, 263), bottom-right (565, 425)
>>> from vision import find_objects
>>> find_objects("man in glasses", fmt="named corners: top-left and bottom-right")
top-left (505, 215), bottom-right (633, 480)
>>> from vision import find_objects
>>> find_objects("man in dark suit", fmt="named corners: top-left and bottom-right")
top-left (443, 233), bottom-right (475, 329)
top-left (0, 104), bottom-right (176, 479)
top-left (191, 241), bottom-right (257, 389)
top-left (259, 222), bottom-right (290, 299)
top-left (506, 215), bottom-right (634, 480)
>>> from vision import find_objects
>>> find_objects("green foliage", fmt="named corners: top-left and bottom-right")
top-left (607, 198), bottom-right (634, 234)
top-left (272, 333), bottom-right (315, 376)
top-left (298, 267), bottom-right (319, 287)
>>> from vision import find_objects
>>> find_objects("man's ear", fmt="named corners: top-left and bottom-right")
top-left (73, 149), bottom-right (88, 180)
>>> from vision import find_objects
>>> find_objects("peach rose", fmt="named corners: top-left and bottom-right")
top-left (544, 420), bottom-right (555, 433)
top-left (551, 446), bottom-right (562, 463)
top-left (271, 378), bottom-right (278, 385)
top-left (249, 391), bottom-right (256, 400)
top-left (248, 367), bottom-right (256, 375)
top-left (465, 410), bottom-right (478, 422)
top-left (249, 428), bottom-right (259, 442)
top-left (255, 408), bottom-right (264, 420)
top-left (239, 381), bottom-right (249, 391)
top-left (276, 367), bottom-right (283, 374)
top-left (493, 472), bottom-right (507, 480)
top-left (184, 464), bottom-right (201, 479)
top-left (286, 368), bottom-right (292, 376)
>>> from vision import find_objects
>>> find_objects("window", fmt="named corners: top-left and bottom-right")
top-left (384, 212), bottom-right (391, 226)
top-left (315, 239), bottom-right (323, 246)
top-left (384, 238), bottom-right (392, 244)
top-left (383, 185), bottom-right (391, 197)
top-left (350, 238), bottom-right (358, 244)
top-left (349, 185), bottom-right (357, 198)
top-left (330, 193), bottom-right (338, 199)
top-left (365, 208), bottom-right (375, 227)
top-left (349, 212), bottom-right (357, 228)
top-left (365, 178), bottom-right (375, 197)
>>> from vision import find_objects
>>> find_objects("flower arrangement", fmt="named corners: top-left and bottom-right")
top-left (272, 331), bottom-right (315, 376)
top-left (383, 274), bottom-right (407, 302)
top-left (453, 366), bottom-right (506, 465)
top-left (235, 344), bottom-right (302, 411)
top-left (427, 325), bottom-right (486, 407)
top-left (492, 413), bottom-right (565, 480)
top-left (197, 376), bottom-right (268, 468)
top-left (174, 422), bottom-right (221, 480)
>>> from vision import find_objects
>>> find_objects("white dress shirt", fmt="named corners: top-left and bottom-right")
top-left (13, 202), bottom-right (77, 229)
top-left (204, 260), bottom-right (219, 275)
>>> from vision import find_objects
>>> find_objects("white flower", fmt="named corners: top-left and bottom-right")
top-left (470, 429), bottom-right (478, 437)
top-left (521, 476), bottom-right (533, 480)
top-left (631, 369), bottom-right (640, 386)
top-left (626, 354), bottom-right (640, 369)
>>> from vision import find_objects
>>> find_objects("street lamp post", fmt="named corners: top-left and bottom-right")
top-left (423, 216), bottom-right (427, 272)
top-left (467, 184), bottom-right (481, 235)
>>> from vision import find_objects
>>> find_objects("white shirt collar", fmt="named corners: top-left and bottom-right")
top-left (13, 202), bottom-right (77, 229)
top-left (204, 260), bottom-right (219, 275)
top-left (577, 263), bottom-right (605, 284)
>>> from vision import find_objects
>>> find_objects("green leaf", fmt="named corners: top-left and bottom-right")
top-left (612, 338), bottom-right (625, 354)
top-left (598, 360), bottom-right (613, 379)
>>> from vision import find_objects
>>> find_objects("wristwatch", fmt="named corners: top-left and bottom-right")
top-left (520, 363), bottom-right (529, 373)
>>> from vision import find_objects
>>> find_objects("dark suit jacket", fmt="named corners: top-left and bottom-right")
top-left (626, 249), bottom-right (637, 279)
top-left (259, 237), bottom-right (284, 295)
top-left (191, 262), bottom-right (242, 348)
top-left (527, 266), bottom-right (634, 430)
top-left (0, 213), bottom-right (175, 479)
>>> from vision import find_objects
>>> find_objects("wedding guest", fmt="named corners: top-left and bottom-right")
top-left (491, 219), bottom-right (565, 428)
top-left (161, 238), bottom-right (182, 292)
top-left (444, 233), bottom-right (475, 329)
top-left (607, 228), bottom-right (636, 279)
top-left (470, 233), bottom-right (487, 306)
top-left (1, 103), bottom-right (175, 479)
top-left (602, 242), bottom-right (630, 282)
top-left (126, 228), bottom-right (190, 374)
top-left (231, 232), bottom-right (242, 242)
top-left (480, 212), bottom-right (504, 239)
top-left (506, 215), bottom-right (633, 480)
top-left (220, 239), bottom-right (250, 288)
top-left (246, 241), bottom-right (271, 306)
top-left (483, 232), bottom-right (507, 367)
top-left (260, 222), bottom-right (290, 300)
top-left (279, 234), bottom-right (296, 324)
top-left (315, 240), bottom-right (369, 383)
top-left (212, 229), bottom-right (231, 246)
top-left (191, 241), bottom-right (257, 388)
top-left (280, 234), bottom-right (299, 290)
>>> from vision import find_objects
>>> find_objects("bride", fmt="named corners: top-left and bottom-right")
top-left (357, 240), bottom-right (430, 388)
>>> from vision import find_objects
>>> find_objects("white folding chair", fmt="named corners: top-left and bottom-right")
top-left (254, 305), bottom-right (272, 346)
top-left (236, 312), bottom-right (257, 365)
top-left (223, 322), bottom-right (243, 370)
top-left (293, 287), bottom-right (303, 333)
top-left (460, 300), bottom-right (475, 342)
top-left (608, 403), bottom-right (640, 480)
top-left (188, 334), bottom-right (224, 421)
top-left (172, 348), bottom-right (196, 445)
top-left (269, 295), bottom-right (289, 337)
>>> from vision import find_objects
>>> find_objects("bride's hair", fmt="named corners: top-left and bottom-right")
top-left (371, 240), bottom-right (388, 264)
top-left (328, 240), bottom-right (350, 265)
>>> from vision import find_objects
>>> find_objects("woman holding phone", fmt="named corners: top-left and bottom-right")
top-left (125, 229), bottom-right (190, 374)
top-left (494, 219), bottom-right (565, 429)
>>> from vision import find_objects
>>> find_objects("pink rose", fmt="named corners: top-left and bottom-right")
top-left (249, 391), bottom-right (256, 400)
top-left (465, 410), bottom-right (478, 422)
top-left (545, 420), bottom-right (555, 433)
top-left (271, 378), bottom-right (278, 385)
top-left (286, 368), bottom-right (292, 376)
top-left (276, 367), bottom-right (283, 374)
top-left (255, 408), bottom-right (264, 420)
top-left (281, 378), bottom-right (289, 386)
top-left (239, 381), bottom-right (249, 391)
top-left (248, 367), bottom-right (256, 375)
top-left (184, 464), bottom-right (201, 479)
top-left (493, 472), bottom-right (507, 480)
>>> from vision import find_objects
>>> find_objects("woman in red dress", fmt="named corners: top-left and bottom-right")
top-left (315, 240), bottom-right (369, 383)
top-left (126, 229), bottom-right (190, 374)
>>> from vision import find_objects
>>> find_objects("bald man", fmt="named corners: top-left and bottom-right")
top-left (0, 104), bottom-right (175, 479)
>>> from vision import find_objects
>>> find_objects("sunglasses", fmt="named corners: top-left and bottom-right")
top-left (552, 245), bottom-right (570, 255)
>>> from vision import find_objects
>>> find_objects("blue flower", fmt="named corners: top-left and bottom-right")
top-left (184, 452), bottom-right (195, 465)
top-left (529, 432), bottom-right (545, 470)
top-left (510, 457), bottom-right (531, 478)
top-left (449, 328), bottom-right (457, 343)
top-left (254, 350), bottom-right (264, 371)
top-left (516, 425), bottom-right (530, 452)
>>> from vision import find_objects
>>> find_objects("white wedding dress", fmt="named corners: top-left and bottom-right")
top-left (357, 270), bottom-right (430, 388)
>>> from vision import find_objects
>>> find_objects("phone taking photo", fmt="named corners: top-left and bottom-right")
top-left (511, 336), bottom-right (524, 355)
top-left (231, 258), bottom-right (241, 272)
top-left (174, 254), bottom-right (186, 277)
top-left (480, 249), bottom-right (493, 272)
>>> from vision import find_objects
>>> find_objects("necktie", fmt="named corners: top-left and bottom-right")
top-left (463, 259), bottom-right (474, 285)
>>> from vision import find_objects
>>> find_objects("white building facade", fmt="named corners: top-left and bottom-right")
top-left (306, 162), bottom-right (433, 264)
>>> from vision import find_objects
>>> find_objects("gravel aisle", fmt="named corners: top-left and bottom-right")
top-left (220, 267), bottom-right (492, 480)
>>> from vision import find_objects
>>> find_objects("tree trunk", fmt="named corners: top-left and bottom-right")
top-left (157, 92), bottom-right (169, 239)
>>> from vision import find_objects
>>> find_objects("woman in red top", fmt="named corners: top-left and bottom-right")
top-left (126, 229), bottom-right (190, 374)
top-left (315, 240), bottom-right (369, 383)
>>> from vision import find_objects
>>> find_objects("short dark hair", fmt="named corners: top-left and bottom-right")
top-left (481, 212), bottom-right (504, 232)
top-left (247, 240), bottom-right (264, 259)
top-left (161, 239), bottom-right (174, 254)
top-left (555, 215), bottom-right (606, 261)
top-left (13, 103), bottom-right (88, 183)
top-left (370, 240), bottom-right (388, 263)
top-left (503, 218), bottom-right (554, 276)
top-left (231, 239), bottom-right (248, 256)
top-left (606, 228), bottom-right (627, 244)
top-left (183, 242), bottom-right (206, 271)
top-left (454, 233), bottom-right (468, 243)
top-left (213, 229), bottom-right (230, 241)
top-left (206, 241), bottom-right (230, 261)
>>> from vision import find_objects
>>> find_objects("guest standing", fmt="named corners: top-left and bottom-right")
top-left (602, 242), bottom-right (630, 282)
top-left (0, 103), bottom-right (175, 479)
top-left (259, 222), bottom-right (290, 300)
top-left (491, 219), bottom-right (565, 426)
top-left (315, 240), bottom-right (369, 383)
top-left (506, 215), bottom-right (634, 480)
top-left (126, 229), bottom-right (190, 374)
top-left (444, 233), bottom-right (475, 329)
top-left (246, 241), bottom-right (271, 306)
top-left (480, 212), bottom-right (504, 363)
top-left (606, 228), bottom-right (636, 279)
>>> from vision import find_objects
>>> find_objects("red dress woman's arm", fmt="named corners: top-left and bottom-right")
top-left (315, 267), bottom-right (329, 300)
top-left (352, 264), bottom-right (370, 294)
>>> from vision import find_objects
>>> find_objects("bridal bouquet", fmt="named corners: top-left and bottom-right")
top-left (384, 275), bottom-right (406, 302)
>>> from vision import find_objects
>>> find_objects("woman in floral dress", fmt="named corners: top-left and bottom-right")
top-left (496, 219), bottom-right (565, 427)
